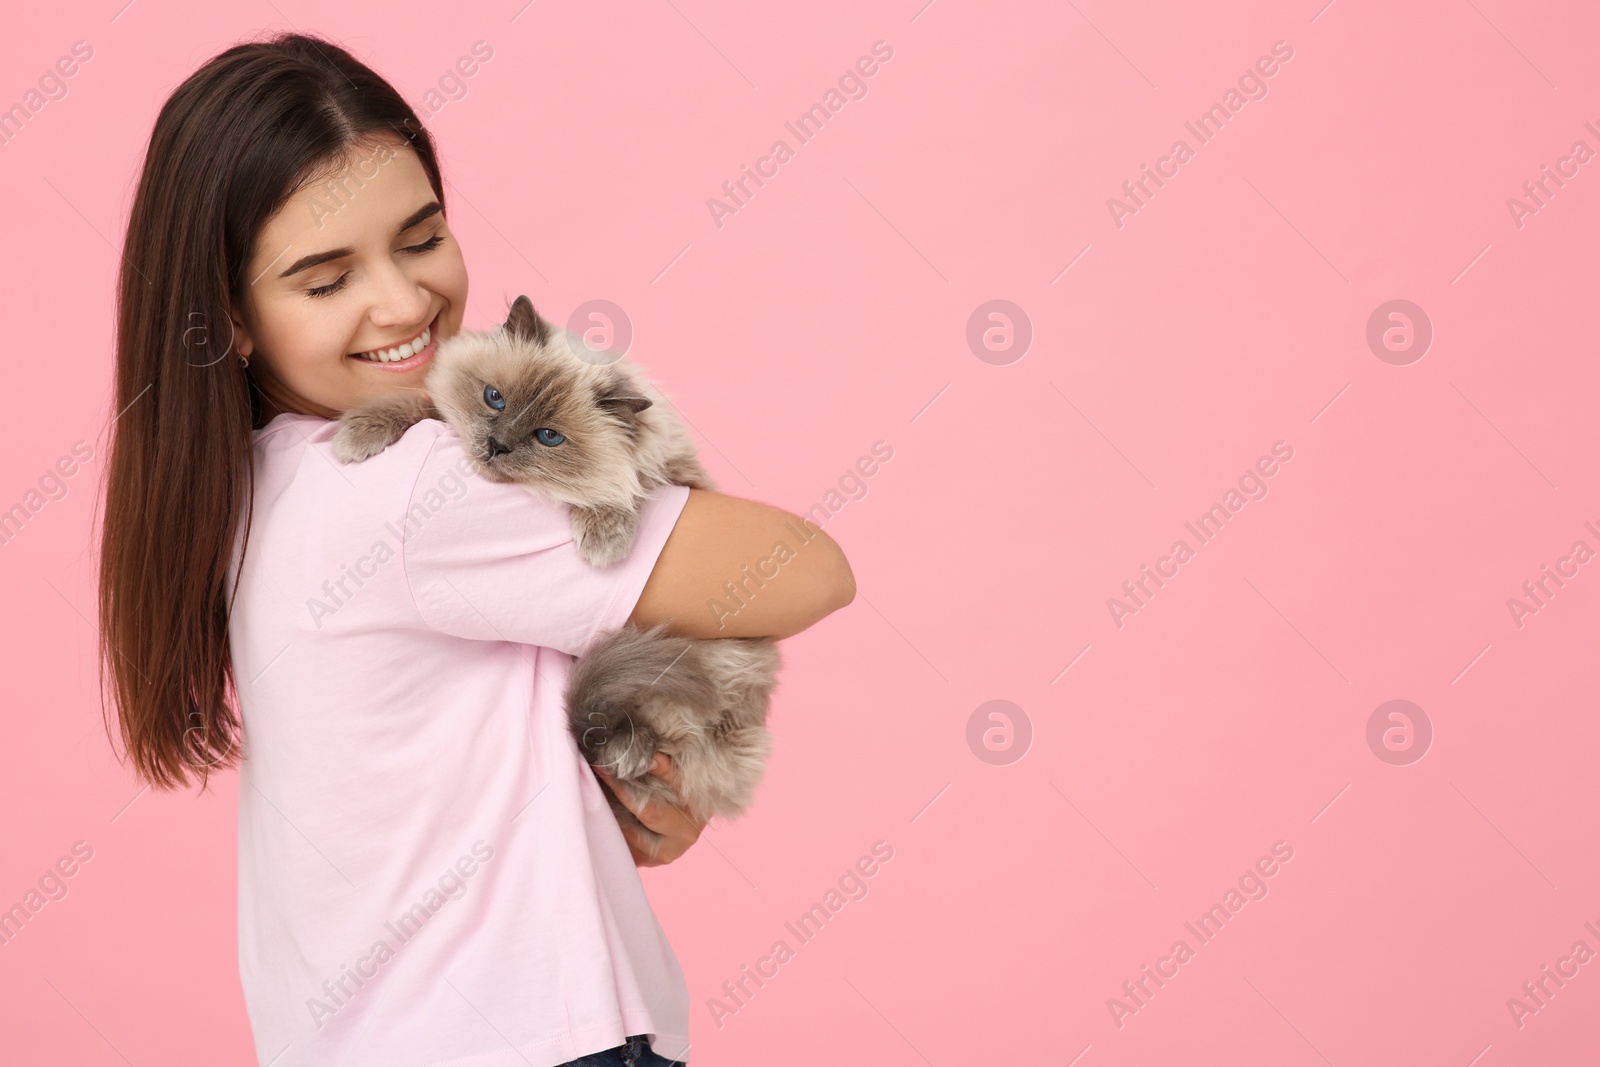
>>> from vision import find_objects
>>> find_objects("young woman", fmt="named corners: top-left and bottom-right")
top-left (98, 31), bottom-right (853, 1067)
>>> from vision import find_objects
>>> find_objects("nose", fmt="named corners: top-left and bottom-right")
top-left (485, 436), bottom-right (512, 460)
top-left (364, 259), bottom-right (434, 330)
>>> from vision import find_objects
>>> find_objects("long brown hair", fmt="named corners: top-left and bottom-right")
top-left (98, 31), bottom-right (446, 791)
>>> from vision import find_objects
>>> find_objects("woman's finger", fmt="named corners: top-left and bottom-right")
top-left (596, 756), bottom-right (684, 823)
top-left (619, 824), bottom-right (654, 866)
top-left (593, 765), bottom-right (644, 816)
top-left (593, 759), bottom-right (704, 865)
top-left (594, 764), bottom-right (684, 834)
top-left (645, 752), bottom-right (673, 784)
top-left (600, 778), bottom-right (683, 866)
top-left (639, 756), bottom-right (705, 835)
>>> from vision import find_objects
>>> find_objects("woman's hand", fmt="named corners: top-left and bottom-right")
top-left (594, 754), bottom-right (707, 867)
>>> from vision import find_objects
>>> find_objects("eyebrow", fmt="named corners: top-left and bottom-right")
top-left (275, 202), bottom-right (444, 280)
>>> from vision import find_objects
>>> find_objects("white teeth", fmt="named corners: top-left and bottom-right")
top-left (357, 324), bottom-right (431, 362)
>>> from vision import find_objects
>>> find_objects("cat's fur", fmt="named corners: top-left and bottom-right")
top-left (333, 296), bottom-right (781, 859)
top-left (334, 296), bottom-right (714, 566)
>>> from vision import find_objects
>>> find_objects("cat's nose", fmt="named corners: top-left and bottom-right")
top-left (485, 436), bottom-right (512, 460)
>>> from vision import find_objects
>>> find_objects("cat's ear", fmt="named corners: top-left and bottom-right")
top-left (504, 294), bottom-right (552, 348)
top-left (595, 374), bottom-right (653, 418)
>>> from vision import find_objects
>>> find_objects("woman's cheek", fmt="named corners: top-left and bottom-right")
top-left (428, 241), bottom-right (470, 305)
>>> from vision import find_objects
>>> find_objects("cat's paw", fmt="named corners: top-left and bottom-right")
top-left (570, 504), bottom-right (641, 567)
top-left (581, 711), bottom-right (659, 781)
top-left (332, 415), bottom-right (404, 464)
top-left (331, 394), bottom-right (436, 464)
top-left (663, 452), bottom-right (717, 491)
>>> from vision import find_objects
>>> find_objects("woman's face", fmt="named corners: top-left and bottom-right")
top-left (231, 135), bottom-right (469, 420)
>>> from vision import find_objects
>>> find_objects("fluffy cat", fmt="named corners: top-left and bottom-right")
top-left (333, 296), bottom-right (781, 859)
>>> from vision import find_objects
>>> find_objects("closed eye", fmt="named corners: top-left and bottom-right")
top-left (305, 233), bottom-right (447, 299)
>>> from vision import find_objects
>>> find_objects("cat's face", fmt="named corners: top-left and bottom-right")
top-left (425, 296), bottom-right (653, 496)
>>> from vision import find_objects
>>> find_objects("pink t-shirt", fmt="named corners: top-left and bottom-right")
top-left (226, 412), bottom-right (692, 1067)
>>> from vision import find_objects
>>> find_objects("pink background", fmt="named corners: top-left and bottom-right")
top-left (2, 0), bottom-right (1598, 1063)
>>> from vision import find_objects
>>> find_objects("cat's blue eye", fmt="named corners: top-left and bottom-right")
top-left (483, 385), bottom-right (505, 410)
top-left (534, 428), bottom-right (565, 447)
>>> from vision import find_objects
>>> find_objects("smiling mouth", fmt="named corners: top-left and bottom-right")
top-left (350, 311), bottom-right (441, 364)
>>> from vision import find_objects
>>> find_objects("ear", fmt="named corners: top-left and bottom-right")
top-left (225, 301), bottom-right (254, 361)
top-left (504, 294), bottom-right (552, 347)
top-left (595, 374), bottom-right (653, 418)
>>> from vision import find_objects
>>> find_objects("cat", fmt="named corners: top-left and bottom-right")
top-left (332, 295), bottom-right (782, 859)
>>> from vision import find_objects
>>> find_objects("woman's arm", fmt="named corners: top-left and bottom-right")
top-left (628, 488), bottom-right (855, 640)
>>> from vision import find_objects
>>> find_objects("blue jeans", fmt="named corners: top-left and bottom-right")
top-left (556, 1033), bottom-right (686, 1067)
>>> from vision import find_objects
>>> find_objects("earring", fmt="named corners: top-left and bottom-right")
top-left (238, 352), bottom-right (250, 368)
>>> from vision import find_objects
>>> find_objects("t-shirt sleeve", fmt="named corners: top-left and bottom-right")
top-left (400, 430), bottom-right (691, 658)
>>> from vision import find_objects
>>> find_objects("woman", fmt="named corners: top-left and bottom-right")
top-left (97, 31), bottom-right (853, 1067)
